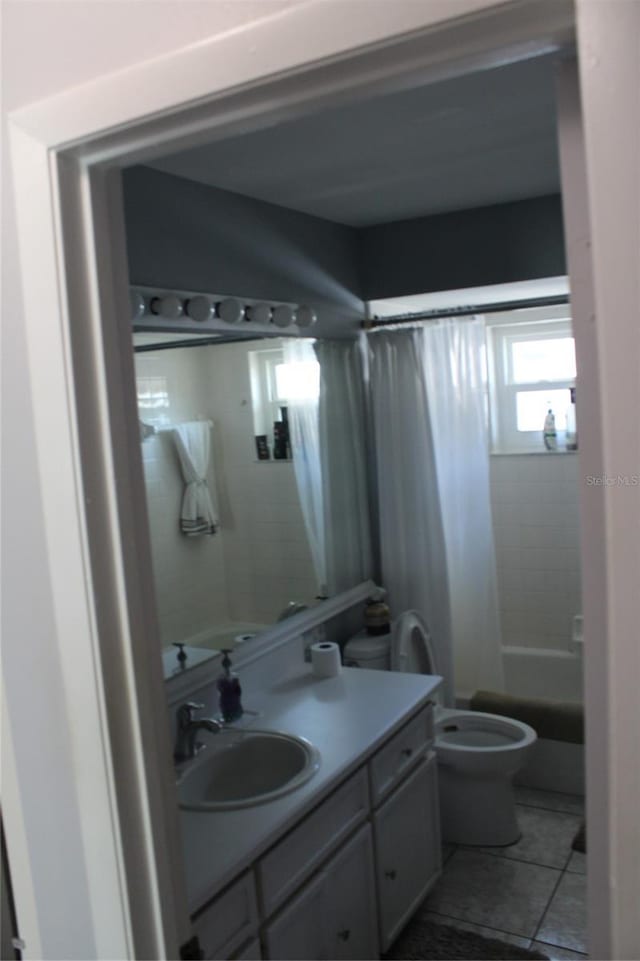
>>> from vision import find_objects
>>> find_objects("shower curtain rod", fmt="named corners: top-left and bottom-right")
top-left (364, 293), bottom-right (570, 328)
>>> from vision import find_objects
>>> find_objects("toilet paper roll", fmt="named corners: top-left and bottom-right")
top-left (311, 641), bottom-right (342, 678)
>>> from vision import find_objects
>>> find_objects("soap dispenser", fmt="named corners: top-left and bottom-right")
top-left (217, 649), bottom-right (243, 722)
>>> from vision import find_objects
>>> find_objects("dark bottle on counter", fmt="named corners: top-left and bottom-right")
top-left (217, 649), bottom-right (243, 722)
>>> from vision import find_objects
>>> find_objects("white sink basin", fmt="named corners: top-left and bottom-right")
top-left (177, 729), bottom-right (321, 811)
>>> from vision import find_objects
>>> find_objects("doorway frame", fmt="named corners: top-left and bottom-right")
top-left (6, 0), bottom-right (638, 957)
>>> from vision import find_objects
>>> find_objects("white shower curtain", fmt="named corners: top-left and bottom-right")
top-left (368, 319), bottom-right (503, 701)
top-left (368, 330), bottom-right (455, 704)
top-left (284, 338), bottom-right (372, 597)
top-left (420, 318), bottom-right (504, 697)
top-left (315, 340), bottom-right (372, 595)
top-left (283, 339), bottom-right (328, 596)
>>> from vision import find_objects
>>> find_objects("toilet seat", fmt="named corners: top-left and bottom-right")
top-left (392, 610), bottom-right (536, 772)
top-left (347, 608), bottom-right (537, 845)
top-left (346, 608), bottom-right (537, 844)
top-left (435, 707), bottom-right (536, 776)
top-left (436, 708), bottom-right (534, 750)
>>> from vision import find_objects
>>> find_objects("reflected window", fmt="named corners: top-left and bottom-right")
top-left (249, 345), bottom-right (320, 444)
top-left (137, 375), bottom-right (169, 417)
top-left (274, 360), bottom-right (320, 402)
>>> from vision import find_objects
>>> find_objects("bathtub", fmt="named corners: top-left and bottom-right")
top-left (188, 620), bottom-right (266, 651)
top-left (502, 645), bottom-right (585, 794)
top-left (502, 645), bottom-right (584, 703)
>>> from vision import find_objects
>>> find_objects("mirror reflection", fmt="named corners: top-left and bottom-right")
top-left (134, 333), bottom-right (372, 675)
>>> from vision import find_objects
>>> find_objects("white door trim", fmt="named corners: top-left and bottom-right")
top-left (6, 0), bottom-right (637, 957)
top-left (571, 5), bottom-right (640, 958)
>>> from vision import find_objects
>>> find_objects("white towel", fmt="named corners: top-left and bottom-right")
top-left (172, 421), bottom-right (218, 536)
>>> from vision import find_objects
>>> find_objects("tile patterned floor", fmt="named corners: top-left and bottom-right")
top-left (423, 788), bottom-right (588, 959)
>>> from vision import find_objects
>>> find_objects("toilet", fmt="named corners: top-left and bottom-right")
top-left (343, 611), bottom-right (537, 846)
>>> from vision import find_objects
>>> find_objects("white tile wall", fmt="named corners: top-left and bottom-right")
top-left (135, 340), bottom-right (318, 648)
top-left (204, 340), bottom-right (318, 624)
top-left (490, 454), bottom-right (582, 652)
top-left (136, 348), bottom-right (230, 646)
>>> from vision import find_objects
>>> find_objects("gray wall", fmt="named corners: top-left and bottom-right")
top-left (123, 169), bottom-right (566, 322)
top-left (123, 166), bottom-right (364, 337)
top-left (358, 194), bottom-right (566, 300)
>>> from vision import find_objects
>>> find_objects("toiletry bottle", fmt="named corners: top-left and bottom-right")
top-left (566, 387), bottom-right (578, 450)
top-left (543, 408), bottom-right (557, 451)
top-left (217, 649), bottom-right (243, 722)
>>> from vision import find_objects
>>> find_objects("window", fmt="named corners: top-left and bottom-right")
top-left (249, 344), bottom-right (320, 447)
top-left (487, 311), bottom-right (576, 452)
top-left (136, 374), bottom-right (170, 424)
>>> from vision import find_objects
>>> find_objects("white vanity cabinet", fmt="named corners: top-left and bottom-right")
top-left (257, 768), bottom-right (370, 917)
top-left (263, 825), bottom-right (377, 961)
top-left (193, 871), bottom-right (259, 960)
top-left (373, 752), bottom-right (441, 951)
top-left (188, 699), bottom-right (441, 961)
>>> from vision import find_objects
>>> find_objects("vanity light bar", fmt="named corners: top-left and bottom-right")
top-left (130, 286), bottom-right (318, 333)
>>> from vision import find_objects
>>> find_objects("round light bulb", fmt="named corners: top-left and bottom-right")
top-left (150, 294), bottom-right (183, 320)
top-left (296, 305), bottom-right (317, 328)
top-left (246, 302), bottom-right (272, 325)
top-left (272, 305), bottom-right (296, 328)
top-left (217, 298), bottom-right (245, 324)
top-left (185, 296), bottom-right (214, 323)
top-left (130, 290), bottom-right (146, 320)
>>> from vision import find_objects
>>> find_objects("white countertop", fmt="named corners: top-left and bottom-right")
top-left (180, 665), bottom-right (442, 914)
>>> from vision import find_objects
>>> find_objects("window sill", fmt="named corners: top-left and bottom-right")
top-left (490, 448), bottom-right (579, 457)
top-left (253, 458), bottom-right (293, 464)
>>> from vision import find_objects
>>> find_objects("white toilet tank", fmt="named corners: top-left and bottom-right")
top-left (343, 629), bottom-right (392, 671)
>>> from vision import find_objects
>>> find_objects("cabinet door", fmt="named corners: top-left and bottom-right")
top-left (258, 767), bottom-right (369, 916)
top-left (373, 752), bottom-right (441, 951)
top-left (264, 824), bottom-right (378, 961)
top-left (230, 937), bottom-right (262, 960)
top-left (193, 872), bottom-right (259, 960)
top-left (263, 873), bottom-right (328, 961)
top-left (324, 824), bottom-right (378, 961)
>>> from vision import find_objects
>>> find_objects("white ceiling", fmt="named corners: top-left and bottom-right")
top-left (149, 55), bottom-right (560, 228)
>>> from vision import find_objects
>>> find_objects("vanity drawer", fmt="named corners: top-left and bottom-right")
top-left (257, 766), bottom-right (369, 917)
top-left (369, 704), bottom-right (433, 806)
top-left (193, 871), bottom-right (259, 960)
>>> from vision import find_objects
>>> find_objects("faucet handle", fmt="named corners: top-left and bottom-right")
top-left (176, 701), bottom-right (204, 728)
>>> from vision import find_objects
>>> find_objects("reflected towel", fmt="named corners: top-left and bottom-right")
top-left (172, 421), bottom-right (218, 536)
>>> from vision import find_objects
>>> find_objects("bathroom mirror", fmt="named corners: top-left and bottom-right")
top-left (133, 331), bottom-right (372, 678)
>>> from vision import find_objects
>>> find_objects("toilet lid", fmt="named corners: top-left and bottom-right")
top-left (392, 610), bottom-right (438, 675)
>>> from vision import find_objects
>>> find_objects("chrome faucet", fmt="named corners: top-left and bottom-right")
top-left (174, 701), bottom-right (222, 763)
top-left (277, 601), bottom-right (308, 622)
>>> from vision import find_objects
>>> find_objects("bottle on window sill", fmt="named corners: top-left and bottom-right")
top-left (543, 407), bottom-right (558, 451)
top-left (565, 387), bottom-right (578, 450)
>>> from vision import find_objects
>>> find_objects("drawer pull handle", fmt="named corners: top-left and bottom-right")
top-left (385, 869), bottom-right (397, 880)
top-left (401, 747), bottom-right (413, 758)
top-left (337, 929), bottom-right (351, 942)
